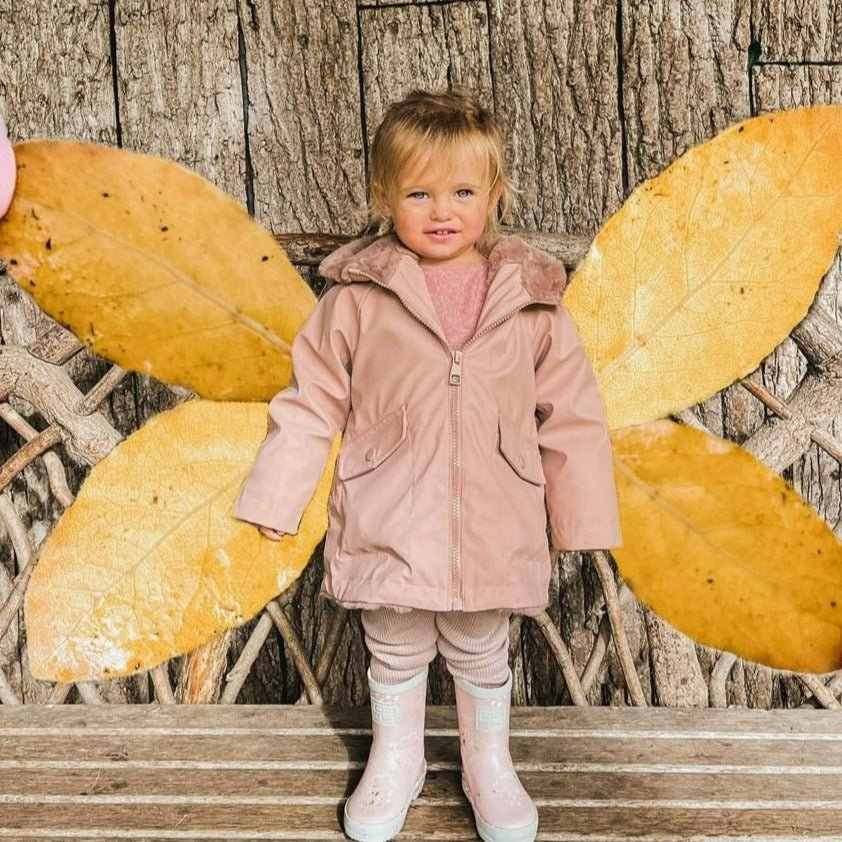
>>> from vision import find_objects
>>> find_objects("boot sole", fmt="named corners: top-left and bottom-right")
top-left (462, 776), bottom-right (539, 842)
top-left (343, 761), bottom-right (427, 842)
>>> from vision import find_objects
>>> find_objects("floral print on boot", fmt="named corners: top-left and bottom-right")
top-left (453, 666), bottom-right (538, 842)
top-left (343, 665), bottom-right (428, 842)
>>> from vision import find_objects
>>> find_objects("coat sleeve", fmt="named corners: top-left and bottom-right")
top-left (534, 303), bottom-right (623, 551)
top-left (230, 284), bottom-right (358, 534)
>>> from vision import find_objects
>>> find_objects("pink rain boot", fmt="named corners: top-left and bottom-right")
top-left (343, 665), bottom-right (428, 842)
top-left (453, 666), bottom-right (539, 842)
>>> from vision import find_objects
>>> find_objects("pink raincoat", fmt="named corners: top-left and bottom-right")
top-left (232, 232), bottom-right (623, 616)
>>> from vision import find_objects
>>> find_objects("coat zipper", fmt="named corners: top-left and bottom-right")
top-left (449, 350), bottom-right (463, 608)
top-left (348, 266), bottom-right (531, 611)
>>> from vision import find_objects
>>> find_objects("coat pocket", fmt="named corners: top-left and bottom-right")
top-left (333, 403), bottom-right (414, 568)
top-left (338, 404), bottom-right (408, 480)
top-left (497, 410), bottom-right (546, 485)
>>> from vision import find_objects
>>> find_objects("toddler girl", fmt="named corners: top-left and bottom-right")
top-left (232, 87), bottom-right (623, 842)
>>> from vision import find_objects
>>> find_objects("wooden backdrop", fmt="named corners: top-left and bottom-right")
top-left (0, 1), bottom-right (840, 707)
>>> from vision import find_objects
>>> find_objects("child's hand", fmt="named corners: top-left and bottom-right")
top-left (258, 525), bottom-right (287, 540)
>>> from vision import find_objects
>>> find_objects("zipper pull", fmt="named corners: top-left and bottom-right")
top-left (449, 350), bottom-right (463, 385)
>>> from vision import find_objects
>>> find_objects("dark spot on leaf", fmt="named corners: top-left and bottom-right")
top-left (262, 255), bottom-right (269, 261)
top-left (739, 286), bottom-right (744, 294)
top-left (160, 226), bottom-right (168, 232)
top-left (831, 601), bottom-right (836, 608)
top-left (45, 238), bottom-right (51, 250)
top-left (10, 259), bottom-right (17, 265)
top-left (706, 577), bottom-right (714, 584)
top-left (152, 494), bottom-right (158, 503)
top-left (102, 192), bottom-right (110, 198)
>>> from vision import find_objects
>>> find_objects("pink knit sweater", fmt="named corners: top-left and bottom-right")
top-left (355, 257), bottom-right (491, 614)
top-left (421, 258), bottom-right (491, 350)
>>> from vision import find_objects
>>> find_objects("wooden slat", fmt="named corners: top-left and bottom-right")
top-left (115, 0), bottom-right (246, 196)
top-left (242, 0), bottom-right (367, 232)
top-left (752, 1), bottom-right (842, 62)
top-left (1, 702), bottom-right (841, 733)
top-left (359, 0), bottom-right (493, 147)
top-left (1, 705), bottom-right (842, 839)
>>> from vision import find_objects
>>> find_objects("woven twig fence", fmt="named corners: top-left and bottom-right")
top-left (1, 229), bottom-right (840, 709)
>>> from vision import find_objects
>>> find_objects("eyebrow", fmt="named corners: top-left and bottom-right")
top-left (401, 183), bottom-right (483, 191)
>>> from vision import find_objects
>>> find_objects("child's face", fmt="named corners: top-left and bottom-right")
top-left (389, 145), bottom-right (494, 269)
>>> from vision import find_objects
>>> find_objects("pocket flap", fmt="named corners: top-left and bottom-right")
top-left (498, 411), bottom-right (545, 485)
top-left (338, 405), bottom-right (408, 480)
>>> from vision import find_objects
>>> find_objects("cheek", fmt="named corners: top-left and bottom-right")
top-left (466, 204), bottom-right (488, 225)
top-left (395, 207), bottom-right (421, 226)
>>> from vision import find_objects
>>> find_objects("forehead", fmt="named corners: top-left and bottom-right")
top-left (399, 142), bottom-right (488, 188)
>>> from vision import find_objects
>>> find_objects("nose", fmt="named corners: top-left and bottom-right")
top-left (430, 195), bottom-right (453, 220)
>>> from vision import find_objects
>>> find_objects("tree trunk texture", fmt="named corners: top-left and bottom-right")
top-left (0, 0), bottom-right (839, 707)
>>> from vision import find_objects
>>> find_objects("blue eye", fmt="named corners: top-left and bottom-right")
top-left (406, 189), bottom-right (474, 199)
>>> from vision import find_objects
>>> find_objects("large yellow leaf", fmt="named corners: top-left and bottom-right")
top-left (565, 105), bottom-right (842, 430)
top-left (0, 140), bottom-right (313, 401)
top-left (23, 399), bottom-right (338, 682)
top-left (611, 419), bottom-right (842, 674)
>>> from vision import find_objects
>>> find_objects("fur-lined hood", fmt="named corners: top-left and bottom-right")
top-left (317, 231), bottom-right (568, 305)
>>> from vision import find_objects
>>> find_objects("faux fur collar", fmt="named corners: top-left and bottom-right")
top-left (317, 231), bottom-right (567, 304)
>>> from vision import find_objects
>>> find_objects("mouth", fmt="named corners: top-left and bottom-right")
top-left (426, 229), bottom-right (459, 240)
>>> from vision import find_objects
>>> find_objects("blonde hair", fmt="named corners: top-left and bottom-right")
top-left (351, 86), bottom-right (519, 241)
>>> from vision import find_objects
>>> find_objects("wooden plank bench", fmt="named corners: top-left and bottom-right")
top-left (1, 704), bottom-right (841, 841)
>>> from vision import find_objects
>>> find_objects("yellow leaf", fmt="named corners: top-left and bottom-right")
top-left (611, 419), bottom-right (842, 674)
top-left (566, 105), bottom-right (842, 429)
top-left (23, 399), bottom-right (338, 682)
top-left (0, 140), bottom-right (314, 401)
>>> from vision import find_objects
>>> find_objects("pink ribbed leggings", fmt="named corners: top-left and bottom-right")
top-left (360, 607), bottom-right (511, 688)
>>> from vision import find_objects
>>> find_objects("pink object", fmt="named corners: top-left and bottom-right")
top-left (361, 606), bottom-right (510, 687)
top-left (343, 665), bottom-right (428, 841)
top-left (312, 260), bottom-right (490, 616)
top-left (422, 260), bottom-right (490, 350)
top-left (454, 666), bottom-right (539, 841)
top-left (0, 115), bottom-right (16, 218)
top-left (231, 231), bottom-right (623, 616)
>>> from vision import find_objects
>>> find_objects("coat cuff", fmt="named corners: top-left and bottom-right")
top-left (550, 519), bottom-right (624, 551)
top-left (230, 486), bottom-right (306, 534)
